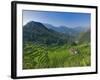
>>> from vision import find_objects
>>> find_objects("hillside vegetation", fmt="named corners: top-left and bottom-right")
top-left (23, 21), bottom-right (91, 69)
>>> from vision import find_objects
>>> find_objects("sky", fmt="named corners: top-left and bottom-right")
top-left (23, 10), bottom-right (91, 28)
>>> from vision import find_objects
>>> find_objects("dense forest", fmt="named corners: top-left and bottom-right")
top-left (23, 21), bottom-right (91, 69)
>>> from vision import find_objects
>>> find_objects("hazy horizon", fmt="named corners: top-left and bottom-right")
top-left (23, 10), bottom-right (91, 28)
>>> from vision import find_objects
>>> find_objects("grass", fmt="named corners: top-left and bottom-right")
top-left (23, 43), bottom-right (91, 69)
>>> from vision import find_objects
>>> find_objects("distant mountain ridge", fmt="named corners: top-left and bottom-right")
top-left (44, 24), bottom-right (76, 35)
top-left (23, 21), bottom-right (90, 45)
top-left (44, 23), bottom-right (88, 36)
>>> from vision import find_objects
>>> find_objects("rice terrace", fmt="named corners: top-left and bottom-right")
top-left (23, 10), bottom-right (91, 69)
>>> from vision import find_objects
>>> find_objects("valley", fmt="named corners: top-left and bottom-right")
top-left (23, 21), bottom-right (91, 69)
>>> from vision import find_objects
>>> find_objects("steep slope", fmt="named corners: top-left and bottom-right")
top-left (23, 21), bottom-right (69, 45)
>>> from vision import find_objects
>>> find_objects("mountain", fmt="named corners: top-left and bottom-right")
top-left (73, 26), bottom-right (89, 33)
top-left (44, 24), bottom-right (77, 36)
top-left (58, 26), bottom-right (77, 35)
top-left (23, 21), bottom-right (90, 45)
top-left (23, 21), bottom-right (69, 45)
top-left (44, 24), bottom-right (88, 37)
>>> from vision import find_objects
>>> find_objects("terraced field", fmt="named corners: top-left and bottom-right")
top-left (23, 43), bottom-right (91, 69)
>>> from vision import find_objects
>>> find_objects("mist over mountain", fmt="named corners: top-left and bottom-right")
top-left (23, 21), bottom-right (90, 45)
top-left (44, 24), bottom-right (75, 35)
top-left (44, 23), bottom-right (88, 36)
top-left (23, 11), bottom-right (91, 69)
top-left (78, 29), bottom-right (90, 44)
top-left (73, 26), bottom-right (89, 33)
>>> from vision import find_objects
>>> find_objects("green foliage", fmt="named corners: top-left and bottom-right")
top-left (23, 42), bottom-right (49, 69)
top-left (23, 21), bottom-right (91, 69)
top-left (23, 21), bottom-right (70, 45)
top-left (78, 30), bottom-right (90, 44)
top-left (23, 43), bottom-right (91, 69)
